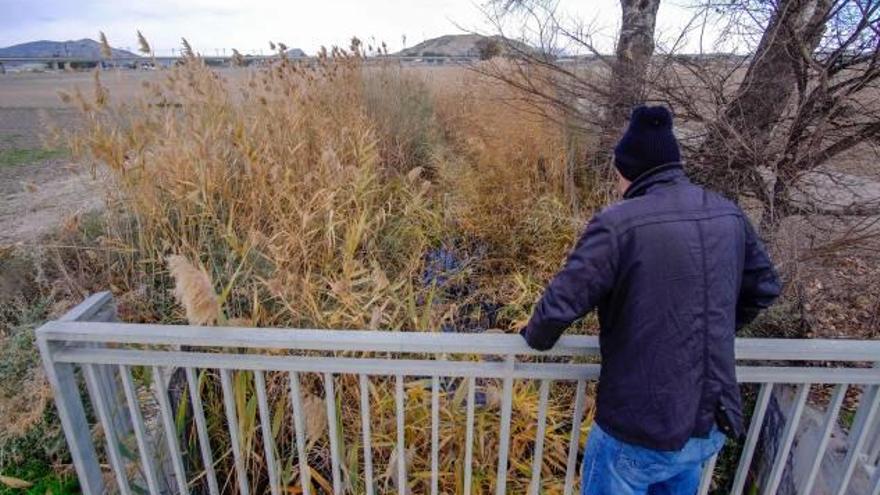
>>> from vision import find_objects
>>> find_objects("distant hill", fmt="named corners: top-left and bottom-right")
top-left (396, 34), bottom-right (535, 59)
top-left (285, 48), bottom-right (307, 58)
top-left (0, 39), bottom-right (138, 58)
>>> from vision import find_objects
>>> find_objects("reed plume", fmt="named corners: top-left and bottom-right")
top-left (180, 37), bottom-right (195, 59)
top-left (166, 255), bottom-right (220, 325)
top-left (301, 393), bottom-right (328, 445)
top-left (98, 32), bottom-right (112, 59)
top-left (136, 30), bottom-right (152, 56)
top-left (231, 48), bottom-right (245, 67)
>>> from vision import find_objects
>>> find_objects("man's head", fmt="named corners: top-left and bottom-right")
top-left (614, 105), bottom-right (680, 192)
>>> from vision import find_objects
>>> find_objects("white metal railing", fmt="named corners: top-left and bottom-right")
top-left (38, 292), bottom-right (880, 495)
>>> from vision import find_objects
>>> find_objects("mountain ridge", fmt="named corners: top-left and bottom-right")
top-left (0, 39), bottom-right (138, 58)
top-left (395, 34), bottom-right (535, 58)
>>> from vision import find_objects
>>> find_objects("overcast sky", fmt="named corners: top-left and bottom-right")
top-left (0, 0), bottom-right (716, 55)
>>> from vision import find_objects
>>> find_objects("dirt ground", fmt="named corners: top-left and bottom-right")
top-left (0, 106), bottom-right (99, 244)
top-left (0, 70), bottom-right (170, 245)
top-left (0, 69), bottom-right (258, 245)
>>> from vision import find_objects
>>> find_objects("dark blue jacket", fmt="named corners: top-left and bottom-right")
top-left (521, 164), bottom-right (780, 451)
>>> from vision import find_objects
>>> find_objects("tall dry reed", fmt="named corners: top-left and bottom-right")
top-left (60, 43), bottom-right (604, 494)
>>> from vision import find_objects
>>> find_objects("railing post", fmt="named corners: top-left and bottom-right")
top-left (563, 380), bottom-right (587, 495)
top-left (37, 339), bottom-right (104, 494)
top-left (36, 292), bottom-right (116, 495)
top-left (495, 356), bottom-right (515, 495)
top-left (865, 363), bottom-right (880, 466)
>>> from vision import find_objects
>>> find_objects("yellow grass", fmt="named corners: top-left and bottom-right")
top-left (60, 48), bottom-right (604, 494)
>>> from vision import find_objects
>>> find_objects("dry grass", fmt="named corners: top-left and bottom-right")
top-left (56, 48), bottom-right (605, 494)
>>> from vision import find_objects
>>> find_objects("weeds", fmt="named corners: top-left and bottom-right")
top-left (0, 148), bottom-right (66, 168)
top-left (0, 260), bottom-right (76, 495)
top-left (46, 38), bottom-right (604, 493)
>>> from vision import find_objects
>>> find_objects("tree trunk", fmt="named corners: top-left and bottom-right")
top-left (694, 0), bottom-right (832, 205)
top-left (581, 0), bottom-right (661, 189)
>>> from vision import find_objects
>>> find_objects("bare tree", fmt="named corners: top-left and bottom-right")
top-left (657, 0), bottom-right (880, 229)
top-left (480, 0), bottom-right (663, 191)
top-left (692, 0), bottom-right (834, 197)
top-left (482, 0), bottom-right (879, 237)
top-left (598, 0), bottom-right (662, 163)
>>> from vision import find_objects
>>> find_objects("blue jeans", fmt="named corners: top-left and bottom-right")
top-left (581, 424), bottom-right (726, 495)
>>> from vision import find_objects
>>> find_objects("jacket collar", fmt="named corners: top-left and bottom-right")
top-left (623, 162), bottom-right (688, 199)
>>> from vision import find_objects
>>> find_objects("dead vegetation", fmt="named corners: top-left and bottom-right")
top-left (9, 41), bottom-right (604, 493)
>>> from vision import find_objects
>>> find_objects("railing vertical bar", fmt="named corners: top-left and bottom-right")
top-left (96, 363), bottom-right (130, 438)
top-left (464, 376), bottom-right (476, 495)
top-left (324, 373), bottom-right (343, 495)
top-left (255, 371), bottom-right (281, 495)
top-left (563, 380), bottom-right (587, 495)
top-left (763, 383), bottom-right (810, 495)
top-left (396, 374), bottom-right (407, 495)
top-left (869, 364), bottom-right (880, 468)
top-left (220, 369), bottom-right (250, 495)
top-left (868, 428), bottom-right (880, 467)
top-left (870, 460), bottom-right (880, 495)
top-left (800, 383), bottom-right (848, 495)
top-left (868, 426), bottom-right (880, 467)
top-left (431, 375), bottom-right (440, 495)
top-left (289, 373), bottom-right (311, 495)
top-left (834, 385), bottom-right (880, 495)
top-left (848, 384), bottom-right (877, 450)
top-left (152, 366), bottom-right (189, 495)
top-left (698, 453), bottom-right (719, 495)
top-left (866, 380), bottom-right (880, 465)
top-left (528, 379), bottom-right (551, 495)
top-left (184, 367), bottom-right (220, 495)
top-left (359, 374), bottom-right (375, 495)
top-left (731, 382), bottom-right (773, 495)
top-left (495, 356), bottom-right (515, 495)
top-left (119, 365), bottom-right (162, 495)
top-left (84, 364), bottom-right (132, 495)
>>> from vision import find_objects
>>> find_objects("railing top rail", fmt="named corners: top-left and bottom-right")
top-left (47, 345), bottom-right (880, 384)
top-left (37, 319), bottom-right (880, 362)
top-left (39, 320), bottom-right (595, 357)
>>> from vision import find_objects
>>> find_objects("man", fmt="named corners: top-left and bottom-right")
top-left (520, 106), bottom-right (781, 495)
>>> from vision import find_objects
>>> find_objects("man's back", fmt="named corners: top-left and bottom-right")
top-left (597, 165), bottom-right (754, 450)
top-left (521, 164), bottom-right (780, 451)
top-left (522, 106), bottom-right (781, 494)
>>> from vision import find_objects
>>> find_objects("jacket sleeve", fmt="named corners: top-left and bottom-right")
top-left (737, 216), bottom-right (781, 330)
top-left (520, 214), bottom-right (618, 350)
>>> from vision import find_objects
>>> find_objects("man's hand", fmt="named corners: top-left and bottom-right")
top-left (520, 325), bottom-right (555, 351)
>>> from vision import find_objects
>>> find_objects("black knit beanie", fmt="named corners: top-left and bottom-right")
top-left (614, 105), bottom-right (681, 181)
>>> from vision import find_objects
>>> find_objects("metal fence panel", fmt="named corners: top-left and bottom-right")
top-left (38, 293), bottom-right (880, 495)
